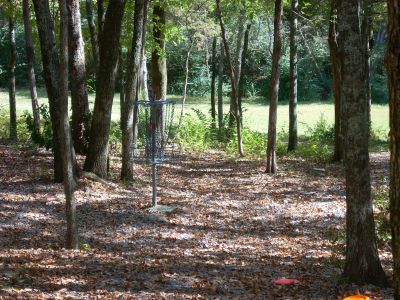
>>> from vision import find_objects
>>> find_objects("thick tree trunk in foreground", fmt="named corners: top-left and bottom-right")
top-left (67, 0), bottom-right (90, 154)
top-left (59, 0), bottom-right (78, 249)
top-left (337, 0), bottom-right (388, 286)
top-left (329, 0), bottom-right (343, 162)
top-left (210, 36), bottom-right (217, 127)
top-left (265, 0), bottom-right (283, 174)
top-left (151, 3), bottom-right (167, 100)
top-left (121, 0), bottom-right (149, 181)
top-left (32, 0), bottom-right (64, 182)
top-left (97, 0), bottom-right (105, 38)
top-left (216, 0), bottom-right (244, 156)
top-left (22, 0), bottom-right (41, 137)
top-left (288, 0), bottom-right (298, 152)
top-left (84, 0), bottom-right (126, 178)
top-left (85, 0), bottom-right (99, 69)
top-left (68, 0), bottom-right (90, 155)
top-left (387, 0), bottom-right (400, 297)
top-left (8, 11), bottom-right (17, 141)
top-left (218, 41), bottom-right (224, 131)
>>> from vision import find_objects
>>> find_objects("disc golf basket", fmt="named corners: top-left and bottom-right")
top-left (130, 98), bottom-right (180, 207)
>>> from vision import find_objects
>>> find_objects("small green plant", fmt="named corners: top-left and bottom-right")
top-left (109, 121), bottom-right (122, 155)
top-left (22, 104), bottom-right (53, 149)
top-left (0, 108), bottom-right (30, 141)
top-left (226, 128), bottom-right (266, 158)
top-left (325, 226), bottom-right (346, 244)
top-left (374, 179), bottom-right (391, 243)
top-left (80, 241), bottom-right (92, 251)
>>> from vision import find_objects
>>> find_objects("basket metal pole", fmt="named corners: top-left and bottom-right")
top-left (151, 99), bottom-right (157, 207)
top-left (152, 162), bottom-right (157, 206)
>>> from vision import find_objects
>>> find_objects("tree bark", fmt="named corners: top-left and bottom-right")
top-left (119, 47), bottom-right (125, 127)
top-left (59, 0), bottom-right (78, 249)
top-left (178, 39), bottom-right (193, 127)
top-left (121, 0), bottom-right (149, 181)
top-left (387, 0), bottom-right (400, 297)
top-left (22, 0), bottom-right (41, 137)
top-left (229, 0), bottom-right (246, 127)
top-left (32, 0), bottom-right (64, 182)
top-left (265, 0), bottom-right (283, 174)
top-left (151, 2), bottom-right (167, 100)
top-left (362, 0), bottom-right (373, 126)
top-left (8, 8), bottom-right (17, 141)
top-left (84, 0), bottom-right (127, 178)
top-left (85, 0), bottom-right (99, 69)
top-left (217, 40), bottom-right (224, 131)
top-left (97, 0), bottom-right (105, 38)
top-left (329, 0), bottom-right (344, 162)
top-left (238, 23), bottom-right (251, 128)
top-left (140, 54), bottom-right (149, 101)
top-left (67, 0), bottom-right (90, 155)
top-left (337, 0), bottom-right (388, 286)
top-left (210, 36), bottom-right (217, 127)
top-left (288, 0), bottom-right (298, 152)
top-left (216, 0), bottom-right (244, 156)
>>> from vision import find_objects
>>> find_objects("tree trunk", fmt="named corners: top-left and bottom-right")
top-left (229, 0), bottom-right (246, 127)
top-left (218, 40), bottom-right (224, 131)
top-left (121, 0), bottom-right (149, 181)
top-left (288, 0), bottom-right (298, 152)
top-left (151, 2), bottom-right (167, 100)
top-left (337, 0), bottom-right (388, 286)
top-left (22, 0), bottom-right (41, 137)
top-left (85, 0), bottom-right (99, 69)
top-left (140, 54), bottom-right (149, 101)
top-left (119, 47), bottom-right (125, 127)
top-left (216, 0), bottom-right (244, 156)
top-left (59, 0), bottom-right (78, 249)
top-left (329, 0), bottom-right (343, 162)
top-left (210, 36), bottom-right (217, 127)
top-left (387, 0), bottom-right (400, 297)
top-left (362, 0), bottom-right (373, 126)
top-left (265, 0), bottom-right (283, 174)
top-left (84, 0), bottom-right (126, 178)
top-left (178, 40), bottom-right (193, 127)
top-left (238, 23), bottom-right (251, 128)
top-left (67, 0), bottom-right (90, 155)
top-left (32, 0), bottom-right (64, 182)
top-left (8, 9), bottom-right (17, 141)
top-left (97, 0), bottom-right (105, 38)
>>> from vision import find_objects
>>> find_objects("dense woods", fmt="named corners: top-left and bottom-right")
top-left (0, 0), bottom-right (399, 298)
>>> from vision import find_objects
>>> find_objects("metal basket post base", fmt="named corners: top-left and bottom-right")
top-left (152, 163), bottom-right (157, 207)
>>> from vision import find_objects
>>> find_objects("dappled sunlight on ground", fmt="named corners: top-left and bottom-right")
top-left (0, 142), bottom-right (394, 299)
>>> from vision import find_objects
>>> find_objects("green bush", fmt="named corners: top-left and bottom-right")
top-left (226, 128), bottom-right (266, 158)
top-left (178, 111), bottom-right (218, 151)
top-left (0, 108), bottom-right (30, 142)
top-left (22, 104), bottom-right (53, 149)
top-left (374, 180), bottom-right (391, 243)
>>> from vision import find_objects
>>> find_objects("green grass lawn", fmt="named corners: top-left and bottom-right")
top-left (0, 89), bottom-right (389, 137)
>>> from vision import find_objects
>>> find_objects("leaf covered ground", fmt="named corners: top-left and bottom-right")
top-left (0, 141), bottom-right (394, 299)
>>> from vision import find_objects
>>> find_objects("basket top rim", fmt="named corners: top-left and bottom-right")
top-left (136, 99), bottom-right (176, 105)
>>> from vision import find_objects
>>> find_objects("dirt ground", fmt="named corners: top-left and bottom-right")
top-left (0, 141), bottom-right (394, 299)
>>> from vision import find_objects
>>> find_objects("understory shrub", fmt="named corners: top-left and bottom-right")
top-left (0, 108), bottom-right (30, 142)
top-left (22, 104), bottom-right (53, 149)
top-left (178, 111), bottom-right (336, 162)
top-left (374, 178), bottom-right (391, 243)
